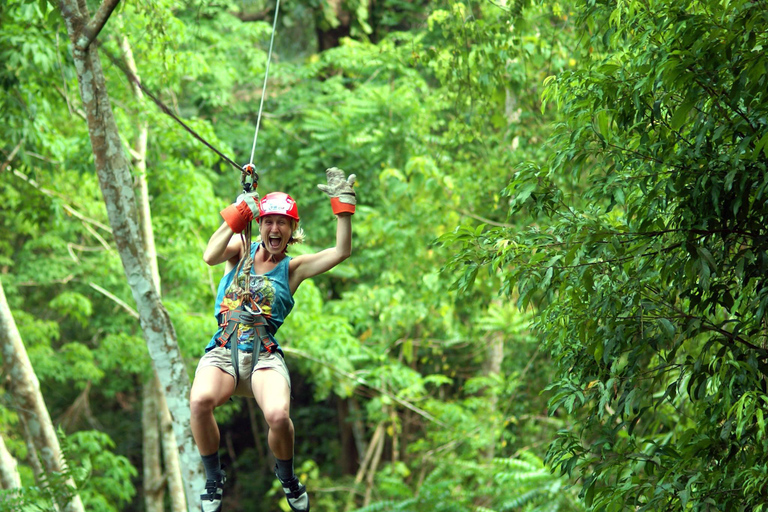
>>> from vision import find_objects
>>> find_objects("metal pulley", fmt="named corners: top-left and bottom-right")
top-left (241, 163), bottom-right (259, 193)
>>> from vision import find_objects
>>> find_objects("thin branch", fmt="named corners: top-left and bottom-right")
top-left (0, 139), bottom-right (24, 173)
top-left (54, 32), bottom-right (74, 117)
top-left (54, 85), bottom-right (87, 120)
top-left (11, 169), bottom-right (114, 242)
top-left (16, 275), bottom-right (75, 287)
top-left (78, 0), bottom-right (121, 50)
top-left (457, 208), bottom-right (513, 228)
top-left (642, 288), bottom-right (768, 355)
top-left (82, 222), bottom-right (113, 251)
top-left (486, 0), bottom-right (511, 12)
top-left (282, 347), bottom-right (448, 428)
top-left (89, 282), bottom-right (139, 318)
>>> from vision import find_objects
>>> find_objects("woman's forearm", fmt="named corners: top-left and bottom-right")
top-left (203, 222), bottom-right (239, 266)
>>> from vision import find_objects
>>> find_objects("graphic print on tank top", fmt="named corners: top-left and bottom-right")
top-left (220, 264), bottom-right (276, 345)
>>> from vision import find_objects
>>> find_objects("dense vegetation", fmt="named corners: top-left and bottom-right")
top-left (1, 0), bottom-right (766, 511)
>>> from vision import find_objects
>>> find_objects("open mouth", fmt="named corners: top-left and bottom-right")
top-left (268, 236), bottom-right (282, 250)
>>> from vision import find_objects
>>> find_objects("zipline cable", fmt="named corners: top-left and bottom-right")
top-left (97, 40), bottom-right (243, 172)
top-left (248, 0), bottom-right (281, 167)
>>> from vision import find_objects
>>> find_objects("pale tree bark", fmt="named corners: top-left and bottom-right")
top-left (158, 382), bottom-right (186, 512)
top-left (142, 380), bottom-right (164, 512)
top-left (0, 281), bottom-right (85, 512)
top-left (0, 432), bottom-right (22, 490)
top-left (58, 2), bottom-right (204, 510)
top-left (483, 332), bottom-right (504, 461)
top-left (119, 33), bottom-right (186, 512)
top-left (344, 421), bottom-right (385, 512)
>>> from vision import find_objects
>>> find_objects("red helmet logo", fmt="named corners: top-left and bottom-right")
top-left (258, 192), bottom-right (299, 222)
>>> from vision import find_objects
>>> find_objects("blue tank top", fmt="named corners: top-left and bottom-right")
top-left (205, 243), bottom-right (294, 353)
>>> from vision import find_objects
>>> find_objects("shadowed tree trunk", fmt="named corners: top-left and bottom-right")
top-left (0, 281), bottom-right (85, 512)
top-left (317, 0), bottom-right (351, 51)
top-left (57, 1), bottom-right (203, 510)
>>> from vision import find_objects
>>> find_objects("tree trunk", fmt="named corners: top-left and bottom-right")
top-left (142, 380), bottom-right (165, 512)
top-left (316, 0), bottom-right (351, 51)
top-left (483, 332), bottom-right (504, 460)
top-left (344, 421), bottom-right (385, 512)
top-left (58, 2), bottom-right (203, 510)
top-left (158, 379), bottom-right (187, 512)
top-left (246, 399), bottom-right (269, 473)
top-left (119, 32), bottom-right (187, 512)
top-left (0, 281), bottom-right (85, 512)
top-left (336, 397), bottom-right (358, 475)
top-left (0, 432), bottom-right (21, 490)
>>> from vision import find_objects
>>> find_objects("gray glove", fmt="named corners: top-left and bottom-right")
top-left (318, 167), bottom-right (356, 214)
top-left (236, 191), bottom-right (260, 217)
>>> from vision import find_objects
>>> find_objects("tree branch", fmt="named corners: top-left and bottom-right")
top-left (0, 139), bottom-right (24, 173)
top-left (231, 7), bottom-right (272, 22)
top-left (11, 169), bottom-right (114, 248)
top-left (88, 282), bottom-right (139, 318)
top-left (77, 0), bottom-right (121, 50)
top-left (282, 347), bottom-right (449, 428)
top-left (457, 208), bottom-right (513, 228)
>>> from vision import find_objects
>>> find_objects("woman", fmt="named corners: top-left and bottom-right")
top-left (190, 167), bottom-right (356, 512)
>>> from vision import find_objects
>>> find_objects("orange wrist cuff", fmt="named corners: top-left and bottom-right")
top-left (221, 204), bottom-right (249, 233)
top-left (330, 197), bottom-right (355, 215)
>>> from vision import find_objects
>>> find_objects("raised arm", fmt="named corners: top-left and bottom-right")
top-left (289, 213), bottom-right (351, 292)
top-left (288, 168), bottom-right (356, 293)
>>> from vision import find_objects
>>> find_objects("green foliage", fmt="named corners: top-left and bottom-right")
top-left (352, 452), bottom-right (582, 512)
top-left (66, 430), bottom-right (137, 511)
top-left (444, 0), bottom-right (768, 510)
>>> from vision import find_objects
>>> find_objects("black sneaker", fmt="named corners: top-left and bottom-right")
top-left (200, 470), bottom-right (226, 512)
top-left (275, 466), bottom-right (310, 512)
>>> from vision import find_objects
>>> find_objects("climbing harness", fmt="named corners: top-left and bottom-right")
top-left (215, 302), bottom-right (280, 385)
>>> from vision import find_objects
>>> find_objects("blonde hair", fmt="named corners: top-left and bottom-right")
top-left (288, 220), bottom-right (306, 245)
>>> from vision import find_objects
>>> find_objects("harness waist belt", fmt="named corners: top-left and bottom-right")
top-left (217, 304), bottom-right (280, 385)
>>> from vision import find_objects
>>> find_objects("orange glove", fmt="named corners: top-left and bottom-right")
top-left (220, 192), bottom-right (260, 233)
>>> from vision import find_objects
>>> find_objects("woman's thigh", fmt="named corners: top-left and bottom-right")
top-left (191, 365), bottom-right (236, 408)
top-left (251, 368), bottom-right (291, 416)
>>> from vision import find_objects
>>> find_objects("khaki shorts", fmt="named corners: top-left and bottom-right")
top-left (195, 345), bottom-right (291, 397)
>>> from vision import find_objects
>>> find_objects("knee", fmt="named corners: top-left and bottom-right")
top-left (263, 407), bottom-right (291, 429)
top-left (190, 392), bottom-right (217, 417)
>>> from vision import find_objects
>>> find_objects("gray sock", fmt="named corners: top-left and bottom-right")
top-left (275, 457), bottom-right (294, 481)
top-left (202, 452), bottom-right (222, 482)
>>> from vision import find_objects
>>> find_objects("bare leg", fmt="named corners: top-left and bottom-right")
top-left (253, 369), bottom-right (309, 511)
top-left (190, 366), bottom-right (236, 455)
top-left (251, 369), bottom-right (293, 459)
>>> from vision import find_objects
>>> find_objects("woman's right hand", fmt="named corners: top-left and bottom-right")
top-left (220, 191), bottom-right (260, 233)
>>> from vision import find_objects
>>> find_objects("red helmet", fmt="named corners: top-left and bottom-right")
top-left (258, 192), bottom-right (300, 222)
